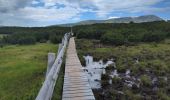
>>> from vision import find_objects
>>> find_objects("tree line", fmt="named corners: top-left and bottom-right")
top-left (0, 21), bottom-right (170, 46)
top-left (73, 21), bottom-right (170, 45)
top-left (0, 26), bottom-right (69, 45)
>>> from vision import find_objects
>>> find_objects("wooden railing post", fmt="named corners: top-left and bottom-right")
top-left (36, 33), bottom-right (71, 100)
top-left (46, 53), bottom-right (55, 78)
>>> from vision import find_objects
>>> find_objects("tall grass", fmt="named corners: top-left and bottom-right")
top-left (0, 43), bottom-right (57, 100)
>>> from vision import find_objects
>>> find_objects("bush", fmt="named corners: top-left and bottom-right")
top-left (39, 39), bottom-right (47, 43)
top-left (18, 37), bottom-right (36, 45)
top-left (128, 34), bottom-right (142, 42)
top-left (112, 77), bottom-right (121, 84)
top-left (140, 75), bottom-right (152, 87)
top-left (101, 32), bottom-right (124, 45)
top-left (76, 29), bottom-right (104, 40)
top-left (157, 90), bottom-right (170, 100)
top-left (142, 32), bottom-right (166, 42)
top-left (157, 77), bottom-right (167, 87)
top-left (101, 74), bottom-right (110, 88)
top-left (49, 34), bottom-right (62, 44)
top-left (117, 65), bottom-right (126, 73)
top-left (124, 90), bottom-right (142, 100)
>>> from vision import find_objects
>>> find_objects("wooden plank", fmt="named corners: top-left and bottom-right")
top-left (62, 37), bottom-right (95, 100)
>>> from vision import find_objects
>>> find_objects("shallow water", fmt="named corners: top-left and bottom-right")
top-left (83, 55), bottom-right (114, 89)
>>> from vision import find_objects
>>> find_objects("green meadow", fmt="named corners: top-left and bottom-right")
top-left (0, 43), bottom-right (57, 100)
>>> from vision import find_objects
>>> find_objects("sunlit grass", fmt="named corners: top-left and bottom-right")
top-left (0, 43), bottom-right (57, 100)
top-left (0, 34), bottom-right (7, 39)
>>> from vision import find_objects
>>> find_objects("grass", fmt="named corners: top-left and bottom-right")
top-left (0, 43), bottom-right (57, 100)
top-left (0, 34), bottom-right (7, 39)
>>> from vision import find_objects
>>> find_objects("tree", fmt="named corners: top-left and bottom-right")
top-left (18, 37), bottom-right (36, 45)
top-left (49, 34), bottom-right (62, 44)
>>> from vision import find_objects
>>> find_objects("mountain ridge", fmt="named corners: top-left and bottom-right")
top-left (59, 15), bottom-right (164, 27)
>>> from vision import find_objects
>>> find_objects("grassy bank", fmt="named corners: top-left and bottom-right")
top-left (0, 43), bottom-right (57, 100)
top-left (76, 39), bottom-right (170, 100)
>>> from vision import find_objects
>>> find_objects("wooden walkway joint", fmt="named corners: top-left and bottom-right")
top-left (62, 37), bottom-right (95, 100)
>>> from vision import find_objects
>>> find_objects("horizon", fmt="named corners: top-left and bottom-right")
top-left (0, 0), bottom-right (170, 27)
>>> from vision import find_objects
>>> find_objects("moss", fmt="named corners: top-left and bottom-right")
top-left (112, 77), bottom-right (121, 84)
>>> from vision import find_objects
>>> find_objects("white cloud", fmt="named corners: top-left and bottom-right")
top-left (0, 0), bottom-right (33, 12)
top-left (0, 5), bottom-right (83, 26)
top-left (31, 0), bottom-right (40, 5)
top-left (92, 0), bottom-right (165, 17)
top-left (108, 16), bottom-right (120, 19)
top-left (19, 6), bottom-right (81, 21)
top-left (42, 0), bottom-right (166, 17)
top-left (0, 0), bottom-right (169, 26)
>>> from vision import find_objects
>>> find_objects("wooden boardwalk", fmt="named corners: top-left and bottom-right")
top-left (62, 37), bottom-right (95, 100)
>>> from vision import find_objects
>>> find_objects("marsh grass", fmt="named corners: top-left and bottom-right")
top-left (76, 39), bottom-right (170, 100)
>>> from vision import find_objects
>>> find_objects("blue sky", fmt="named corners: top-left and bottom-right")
top-left (0, 0), bottom-right (170, 26)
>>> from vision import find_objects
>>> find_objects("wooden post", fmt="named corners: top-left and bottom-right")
top-left (46, 53), bottom-right (55, 78)
top-left (57, 43), bottom-right (62, 55)
top-left (36, 33), bottom-right (70, 100)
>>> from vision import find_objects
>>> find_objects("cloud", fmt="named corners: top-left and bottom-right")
top-left (0, 0), bottom-right (34, 12)
top-left (108, 16), bottom-right (120, 19)
top-left (0, 0), bottom-right (169, 26)
top-left (42, 0), bottom-right (167, 17)
top-left (21, 6), bottom-right (81, 21)
top-left (0, 4), bottom-right (83, 26)
top-left (92, 0), bottom-right (165, 17)
top-left (31, 0), bottom-right (40, 5)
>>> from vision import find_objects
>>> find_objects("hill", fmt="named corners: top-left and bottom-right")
top-left (60, 15), bottom-right (163, 26)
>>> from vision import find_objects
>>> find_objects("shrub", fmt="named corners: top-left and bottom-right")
top-left (101, 74), bottom-right (110, 88)
top-left (18, 37), bottom-right (36, 45)
top-left (128, 34), bottom-right (142, 42)
top-left (112, 77), bottom-right (121, 84)
top-left (140, 75), bottom-right (152, 87)
top-left (142, 32), bottom-right (166, 42)
top-left (101, 32), bottom-right (124, 45)
top-left (157, 77), bottom-right (167, 87)
top-left (117, 65), bottom-right (126, 73)
top-left (49, 34), bottom-right (62, 44)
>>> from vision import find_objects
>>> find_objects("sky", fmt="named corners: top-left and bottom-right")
top-left (0, 0), bottom-right (170, 27)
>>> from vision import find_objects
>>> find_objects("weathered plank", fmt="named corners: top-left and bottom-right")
top-left (62, 37), bottom-right (95, 100)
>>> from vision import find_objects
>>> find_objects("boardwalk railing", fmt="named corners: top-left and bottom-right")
top-left (36, 33), bottom-right (71, 100)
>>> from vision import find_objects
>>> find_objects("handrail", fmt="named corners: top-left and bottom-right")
top-left (36, 33), bottom-right (71, 100)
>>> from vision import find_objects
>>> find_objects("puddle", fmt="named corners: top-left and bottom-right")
top-left (83, 55), bottom-right (114, 89)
